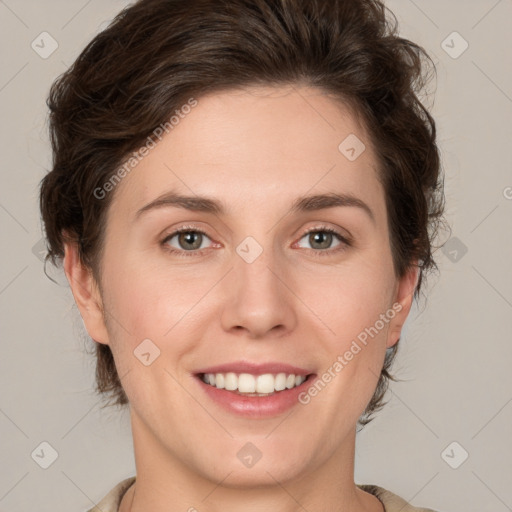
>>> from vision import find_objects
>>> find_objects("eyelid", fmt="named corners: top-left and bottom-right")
top-left (299, 225), bottom-right (353, 244)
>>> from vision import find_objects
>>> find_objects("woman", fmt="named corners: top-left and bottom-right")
top-left (39, 0), bottom-right (445, 510)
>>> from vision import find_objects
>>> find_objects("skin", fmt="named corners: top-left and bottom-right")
top-left (64, 85), bottom-right (418, 512)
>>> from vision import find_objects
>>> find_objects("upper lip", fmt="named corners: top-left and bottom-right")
top-left (194, 361), bottom-right (313, 377)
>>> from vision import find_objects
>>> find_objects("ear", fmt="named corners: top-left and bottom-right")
top-left (63, 239), bottom-right (110, 345)
top-left (386, 263), bottom-right (420, 348)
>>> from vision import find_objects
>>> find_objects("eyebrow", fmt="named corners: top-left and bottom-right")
top-left (135, 190), bottom-right (375, 224)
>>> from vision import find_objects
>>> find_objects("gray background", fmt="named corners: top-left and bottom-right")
top-left (0, 1), bottom-right (511, 511)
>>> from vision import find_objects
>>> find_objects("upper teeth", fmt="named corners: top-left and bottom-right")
top-left (201, 372), bottom-right (307, 394)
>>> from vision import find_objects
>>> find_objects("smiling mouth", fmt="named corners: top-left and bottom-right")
top-left (197, 372), bottom-right (314, 396)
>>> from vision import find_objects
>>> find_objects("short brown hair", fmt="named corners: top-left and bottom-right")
top-left (39, 0), bottom-right (445, 426)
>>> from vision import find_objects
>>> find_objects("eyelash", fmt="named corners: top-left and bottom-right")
top-left (160, 225), bottom-right (352, 258)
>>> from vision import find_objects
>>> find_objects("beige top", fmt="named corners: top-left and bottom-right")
top-left (86, 477), bottom-right (439, 512)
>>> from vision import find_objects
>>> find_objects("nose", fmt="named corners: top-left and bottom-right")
top-left (220, 245), bottom-right (298, 339)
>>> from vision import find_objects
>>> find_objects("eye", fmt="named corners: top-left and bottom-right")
top-left (295, 226), bottom-right (351, 256)
top-left (162, 226), bottom-right (214, 257)
top-left (161, 224), bottom-right (351, 258)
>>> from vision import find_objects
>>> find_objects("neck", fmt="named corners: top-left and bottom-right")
top-left (120, 410), bottom-right (383, 512)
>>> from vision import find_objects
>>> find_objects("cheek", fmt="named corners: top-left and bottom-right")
top-left (99, 256), bottom-right (213, 401)
top-left (303, 258), bottom-right (395, 337)
top-left (103, 255), bottom-right (203, 340)
top-left (299, 260), bottom-right (395, 393)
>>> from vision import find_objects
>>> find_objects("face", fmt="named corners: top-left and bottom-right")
top-left (67, 85), bottom-right (417, 487)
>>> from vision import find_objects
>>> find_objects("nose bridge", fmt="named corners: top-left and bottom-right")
top-left (237, 237), bottom-right (280, 293)
top-left (220, 234), bottom-right (297, 337)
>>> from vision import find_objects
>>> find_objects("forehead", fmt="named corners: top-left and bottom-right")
top-left (110, 85), bottom-right (384, 219)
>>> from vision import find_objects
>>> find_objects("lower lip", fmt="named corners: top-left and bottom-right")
top-left (195, 374), bottom-right (316, 418)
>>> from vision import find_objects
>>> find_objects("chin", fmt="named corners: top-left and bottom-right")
top-left (208, 460), bottom-right (305, 489)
